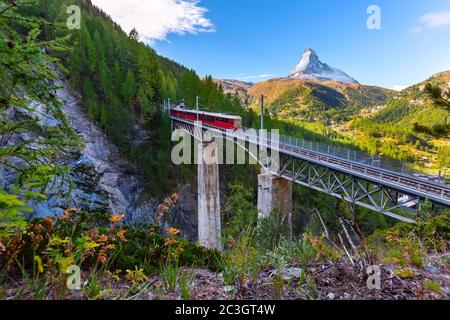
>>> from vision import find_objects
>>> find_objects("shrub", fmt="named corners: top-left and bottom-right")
top-left (254, 209), bottom-right (291, 254)
top-left (367, 209), bottom-right (450, 267)
top-left (222, 231), bottom-right (259, 286)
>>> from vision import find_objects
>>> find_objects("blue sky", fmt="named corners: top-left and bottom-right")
top-left (95, 0), bottom-right (450, 89)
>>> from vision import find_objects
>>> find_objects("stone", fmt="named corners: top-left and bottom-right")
top-left (282, 267), bottom-right (303, 280)
top-left (425, 265), bottom-right (440, 274)
top-left (327, 292), bottom-right (336, 300)
top-left (269, 267), bottom-right (303, 280)
top-left (224, 285), bottom-right (235, 293)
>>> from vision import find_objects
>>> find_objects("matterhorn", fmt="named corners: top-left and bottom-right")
top-left (289, 48), bottom-right (358, 84)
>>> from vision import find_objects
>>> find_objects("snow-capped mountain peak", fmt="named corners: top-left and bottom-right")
top-left (289, 48), bottom-right (358, 84)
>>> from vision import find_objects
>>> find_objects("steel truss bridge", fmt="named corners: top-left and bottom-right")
top-left (171, 117), bottom-right (450, 223)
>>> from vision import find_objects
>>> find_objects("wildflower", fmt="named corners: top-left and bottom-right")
top-left (87, 229), bottom-right (100, 240)
top-left (109, 214), bottom-right (125, 224)
top-left (164, 238), bottom-right (178, 247)
top-left (386, 230), bottom-right (399, 243)
top-left (63, 208), bottom-right (78, 216)
top-left (30, 225), bottom-right (44, 248)
top-left (98, 253), bottom-right (107, 264)
top-left (84, 247), bottom-right (96, 258)
top-left (126, 267), bottom-right (148, 284)
top-left (156, 193), bottom-right (180, 224)
top-left (98, 234), bottom-right (109, 243)
top-left (167, 227), bottom-right (181, 237)
top-left (117, 230), bottom-right (128, 242)
top-left (104, 244), bottom-right (116, 251)
top-left (43, 217), bottom-right (53, 233)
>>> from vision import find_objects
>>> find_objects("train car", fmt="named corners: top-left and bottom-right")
top-left (170, 106), bottom-right (242, 130)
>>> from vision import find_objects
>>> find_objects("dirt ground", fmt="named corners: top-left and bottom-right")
top-left (3, 257), bottom-right (450, 300)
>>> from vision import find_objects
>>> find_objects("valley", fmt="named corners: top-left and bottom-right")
top-left (0, 0), bottom-right (449, 302)
top-left (225, 49), bottom-right (450, 173)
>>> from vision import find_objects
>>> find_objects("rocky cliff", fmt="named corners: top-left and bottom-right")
top-left (0, 74), bottom-right (200, 240)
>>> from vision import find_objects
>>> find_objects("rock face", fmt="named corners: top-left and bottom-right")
top-left (289, 48), bottom-right (358, 84)
top-left (22, 77), bottom-right (160, 223)
top-left (0, 75), bottom-right (199, 239)
top-left (52, 80), bottom-right (158, 222)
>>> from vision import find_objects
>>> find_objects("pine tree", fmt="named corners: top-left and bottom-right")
top-left (0, 1), bottom-right (79, 219)
top-left (424, 83), bottom-right (450, 111)
top-left (122, 70), bottom-right (136, 107)
top-left (129, 28), bottom-right (140, 42)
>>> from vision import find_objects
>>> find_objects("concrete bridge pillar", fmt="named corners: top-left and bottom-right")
top-left (198, 140), bottom-right (222, 251)
top-left (257, 173), bottom-right (293, 221)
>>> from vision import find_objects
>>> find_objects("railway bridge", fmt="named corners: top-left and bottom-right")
top-left (168, 106), bottom-right (450, 250)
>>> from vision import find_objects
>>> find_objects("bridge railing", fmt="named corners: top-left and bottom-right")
top-left (242, 127), bottom-right (449, 187)
top-left (277, 132), bottom-right (449, 187)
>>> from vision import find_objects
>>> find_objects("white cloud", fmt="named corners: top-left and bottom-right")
top-left (91, 0), bottom-right (215, 43)
top-left (236, 74), bottom-right (278, 80)
top-left (391, 85), bottom-right (409, 92)
top-left (420, 11), bottom-right (450, 28)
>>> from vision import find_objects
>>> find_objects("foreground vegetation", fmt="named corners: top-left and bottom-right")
top-left (1, 187), bottom-right (449, 300)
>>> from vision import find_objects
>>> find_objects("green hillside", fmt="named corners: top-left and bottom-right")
top-left (347, 71), bottom-right (450, 170)
top-left (248, 78), bottom-right (395, 123)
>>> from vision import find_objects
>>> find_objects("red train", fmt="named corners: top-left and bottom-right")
top-left (170, 106), bottom-right (242, 130)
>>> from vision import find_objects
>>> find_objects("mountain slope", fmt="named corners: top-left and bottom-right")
top-left (347, 70), bottom-right (450, 169)
top-left (213, 79), bottom-right (254, 97)
top-left (248, 78), bottom-right (395, 123)
top-left (371, 70), bottom-right (450, 127)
